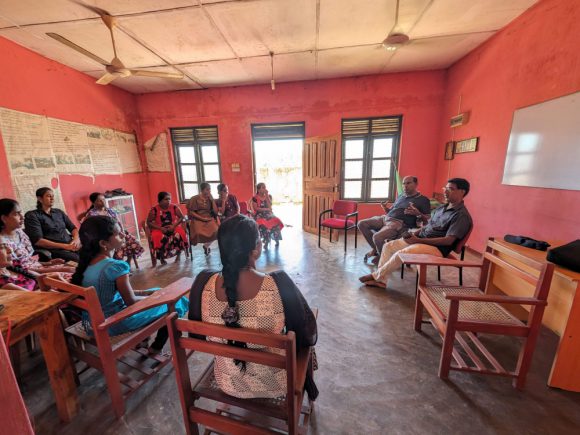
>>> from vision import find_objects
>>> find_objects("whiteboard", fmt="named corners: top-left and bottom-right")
top-left (502, 91), bottom-right (580, 191)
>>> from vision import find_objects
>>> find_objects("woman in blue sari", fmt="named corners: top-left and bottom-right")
top-left (71, 215), bottom-right (188, 352)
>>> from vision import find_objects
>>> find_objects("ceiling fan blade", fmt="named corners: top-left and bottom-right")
top-left (46, 32), bottom-right (109, 66)
top-left (128, 70), bottom-right (185, 80)
top-left (96, 72), bottom-right (120, 85)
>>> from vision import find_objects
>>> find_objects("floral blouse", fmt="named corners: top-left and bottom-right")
top-left (0, 229), bottom-right (37, 269)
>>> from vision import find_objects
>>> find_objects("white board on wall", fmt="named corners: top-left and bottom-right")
top-left (502, 91), bottom-right (580, 191)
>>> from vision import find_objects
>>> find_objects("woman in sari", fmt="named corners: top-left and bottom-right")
top-left (187, 183), bottom-right (219, 256)
top-left (252, 183), bottom-right (284, 248)
top-left (80, 192), bottom-right (144, 268)
top-left (215, 183), bottom-right (240, 221)
top-left (146, 192), bottom-right (187, 265)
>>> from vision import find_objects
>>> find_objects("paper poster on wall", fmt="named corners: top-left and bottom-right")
top-left (144, 132), bottom-right (171, 172)
top-left (48, 118), bottom-right (94, 174)
top-left (115, 130), bottom-right (142, 173)
top-left (86, 126), bottom-right (121, 174)
top-left (0, 108), bottom-right (55, 175)
top-left (13, 174), bottom-right (66, 213)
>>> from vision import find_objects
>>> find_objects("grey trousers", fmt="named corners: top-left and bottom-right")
top-left (357, 216), bottom-right (405, 254)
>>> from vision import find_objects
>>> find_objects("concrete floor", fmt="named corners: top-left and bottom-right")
top-left (19, 217), bottom-right (580, 434)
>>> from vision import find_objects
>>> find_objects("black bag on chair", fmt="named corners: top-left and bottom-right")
top-left (504, 235), bottom-right (551, 251)
top-left (547, 240), bottom-right (580, 272)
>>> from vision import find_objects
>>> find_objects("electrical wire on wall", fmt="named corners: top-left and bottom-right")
top-left (270, 51), bottom-right (275, 91)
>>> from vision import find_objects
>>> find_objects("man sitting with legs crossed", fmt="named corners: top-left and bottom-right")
top-left (359, 178), bottom-right (472, 288)
top-left (358, 176), bottom-right (431, 264)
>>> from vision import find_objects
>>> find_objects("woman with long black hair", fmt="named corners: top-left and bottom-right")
top-left (72, 216), bottom-right (188, 351)
top-left (188, 214), bottom-right (318, 399)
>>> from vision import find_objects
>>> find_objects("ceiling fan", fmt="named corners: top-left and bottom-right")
top-left (46, 2), bottom-right (184, 85)
top-left (381, 0), bottom-right (411, 51)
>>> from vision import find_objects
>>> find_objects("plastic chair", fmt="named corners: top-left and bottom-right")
top-left (318, 200), bottom-right (358, 253)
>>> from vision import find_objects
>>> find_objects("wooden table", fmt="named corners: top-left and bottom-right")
top-left (487, 239), bottom-right (580, 392)
top-left (0, 290), bottom-right (78, 422)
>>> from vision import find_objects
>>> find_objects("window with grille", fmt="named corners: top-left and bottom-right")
top-left (341, 116), bottom-right (402, 202)
top-left (170, 126), bottom-right (222, 202)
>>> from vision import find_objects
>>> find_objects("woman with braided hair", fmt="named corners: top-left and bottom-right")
top-left (72, 215), bottom-right (188, 352)
top-left (188, 214), bottom-right (318, 400)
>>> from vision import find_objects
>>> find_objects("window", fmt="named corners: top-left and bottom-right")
top-left (170, 126), bottom-right (222, 202)
top-left (341, 116), bottom-right (402, 202)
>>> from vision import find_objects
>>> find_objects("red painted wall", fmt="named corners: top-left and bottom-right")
top-left (434, 0), bottom-right (580, 252)
top-left (0, 37), bottom-right (150, 224)
top-left (136, 71), bottom-right (446, 219)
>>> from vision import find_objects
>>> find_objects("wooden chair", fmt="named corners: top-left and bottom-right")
top-left (167, 313), bottom-right (316, 435)
top-left (318, 200), bottom-right (358, 253)
top-left (38, 275), bottom-right (193, 418)
top-left (400, 224), bottom-right (473, 286)
top-left (401, 237), bottom-right (555, 389)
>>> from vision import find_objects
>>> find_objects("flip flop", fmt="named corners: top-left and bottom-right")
top-left (365, 280), bottom-right (386, 289)
top-left (358, 274), bottom-right (375, 283)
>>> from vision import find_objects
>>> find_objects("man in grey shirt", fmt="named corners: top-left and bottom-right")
top-left (358, 176), bottom-right (431, 263)
top-left (359, 178), bottom-right (472, 288)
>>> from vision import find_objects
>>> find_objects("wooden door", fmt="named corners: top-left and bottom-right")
top-left (303, 134), bottom-right (341, 235)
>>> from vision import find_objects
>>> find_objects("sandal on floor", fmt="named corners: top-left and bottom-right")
top-left (358, 274), bottom-right (375, 283)
top-left (365, 280), bottom-right (386, 289)
top-left (363, 250), bottom-right (377, 263)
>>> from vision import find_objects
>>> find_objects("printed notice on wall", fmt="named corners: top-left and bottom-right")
top-left (0, 108), bottom-right (55, 175)
top-left (48, 118), bottom-right (94, 173)
top-left (116, 131), bottom-right (142, 173)
top-left (86, 126), bottom-right (121, 174)
top-left (144, 132), bottom-right (171, 172)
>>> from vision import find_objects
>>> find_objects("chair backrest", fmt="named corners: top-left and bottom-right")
top-left (332, 200), bottom-right (357, 216)
top-left (481, 238), bottom-right (555, 320)
top-left (167, 314), bottom-right (299, 431)
top-left (452, 223), bottom-right (473, 255)
top-left (38, 275), bottom-right (106, 328)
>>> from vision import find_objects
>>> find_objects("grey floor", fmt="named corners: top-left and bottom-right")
top-left (19, 211), bottom-right (580, 434)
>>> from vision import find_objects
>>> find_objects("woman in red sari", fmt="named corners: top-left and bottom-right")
top-left (251, 183), bottom-right (284, 248)
top-left (146, 192), bottom-right (187, 265)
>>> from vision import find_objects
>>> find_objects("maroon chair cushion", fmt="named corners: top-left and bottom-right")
top-left (332, 200), bottom-right (357, 216)
top-left (321, 218), bottom-right (356, 229)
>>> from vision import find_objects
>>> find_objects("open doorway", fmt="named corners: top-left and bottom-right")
top-left (252, 123), bottom-right (304, 228)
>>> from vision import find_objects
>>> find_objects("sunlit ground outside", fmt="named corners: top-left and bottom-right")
top-left (253, 139), bottom-right (303, 228)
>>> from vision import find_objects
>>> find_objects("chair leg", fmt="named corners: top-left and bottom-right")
top-left (344, 228), bottom-right (347, 253)
top-left (459, 267), bottom-right (463, 286)
top-left (318, 225), bottom-right (322, 248)
top-left (354, 226), bottom-right (358, 249)
top-left (400, 264), bottom-right (405, 279)
top-left (513, 326), bottom-right (542, 390)
top-left (438, 328), bottom-right (457, 380)
top-left (133, 255), bottom-right (139, 269)
top-left (413, 294), bottom-right (424, 332)
top-left (437, 265), bottom-right (441, 281)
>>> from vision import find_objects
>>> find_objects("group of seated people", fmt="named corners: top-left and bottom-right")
top-left (148, 182), bottom-right (285, 264)
top-left (358, 176), bottom-right (472, 288)
top-left (0, 186), bottom-right (315, 401)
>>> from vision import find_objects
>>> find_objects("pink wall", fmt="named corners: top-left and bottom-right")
top-left (136, 71), bottom-right (446, 219)
top-left (435, 0), bottom-right (580, 252)
top-left (0, 37), bottom-right (151, 224)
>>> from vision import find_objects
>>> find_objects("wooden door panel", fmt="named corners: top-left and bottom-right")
top-left (303, 135), bottom-right (341, 235)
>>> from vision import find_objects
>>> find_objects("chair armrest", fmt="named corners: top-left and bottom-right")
top-left (318, 209), bottom-right (333, 218)
top-left (345, 211), bottom-right (358, 219)
top-left (444, 292), bottom-right (547, 306)
top-left (399, 253), bottom-right (482, 268)
top-left (97, 277), bottom-right (193, 330)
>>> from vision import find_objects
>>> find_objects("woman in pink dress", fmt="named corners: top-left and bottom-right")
top-left (251, 183), bottom-right (284, 248)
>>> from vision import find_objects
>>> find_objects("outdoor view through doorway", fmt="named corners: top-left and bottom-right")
top-left (252, 138), bottom-right (303, 229)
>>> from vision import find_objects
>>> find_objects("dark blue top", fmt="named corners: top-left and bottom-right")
top-left (24, 208), bottom-right (76, 245)
top-left (387, 193), bottom-right (431, 228)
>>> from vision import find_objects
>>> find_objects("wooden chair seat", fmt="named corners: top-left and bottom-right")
top-left (65, 321), bottom-right (145, 352)
top-left (194, 361), bottom-right (289, 421)
top-left (423, 286), bottom-right (523, 325)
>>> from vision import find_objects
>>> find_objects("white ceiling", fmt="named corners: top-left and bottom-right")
top-left (0, 0), bottom-right (539, 94)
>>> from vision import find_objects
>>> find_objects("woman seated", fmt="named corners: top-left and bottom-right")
top-left (72, 216), bottom-right (188, 351)
top-left (187, 183), bottom-right (219, 256)
top-left (80, 192), bottom-right (144, 267)
top-left (147, 192), bottom-right (188, 265)
top-left (252, 183), bottom-right (284, 248)
top-left (0, 243), bottom-right (36, 291)
top-left (189, 214), bottom-right (318, 400)
top-left (0, 198), bottom-right (75, 275)
top-left (24, 187), bottom-right (81, 262)
top-left (215, 183), bottom-right (240, 221)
